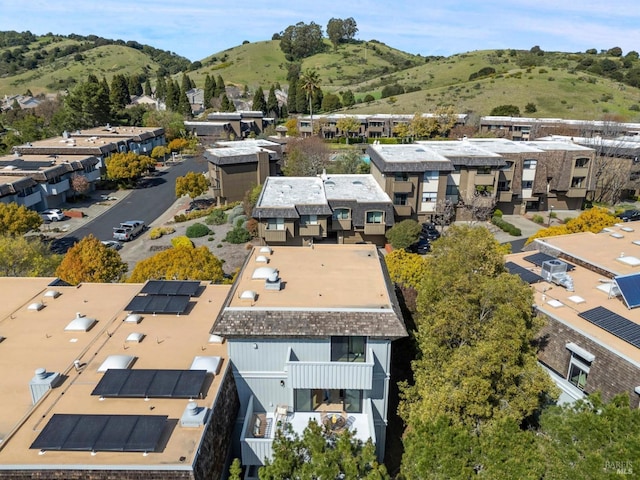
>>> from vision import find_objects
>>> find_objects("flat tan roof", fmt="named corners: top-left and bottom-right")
top-left (0, 279), bottom-right (231, 469)
top-left (230, 244), bottom-right (392, 310)
top-left (506, 252), bottom-right (640, 365)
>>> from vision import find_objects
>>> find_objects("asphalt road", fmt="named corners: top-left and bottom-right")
top-left (53, 155), bottom-right (208, 251)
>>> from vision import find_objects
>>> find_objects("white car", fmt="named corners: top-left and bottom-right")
top-left (39, 209), bottom-right (65, 222)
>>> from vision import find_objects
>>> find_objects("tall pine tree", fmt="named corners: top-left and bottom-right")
top-left (267, 85), bottom-right (279, 118)
top-left (215, 75), bottom-right (225, 97)
top-left (252, 86), bottom-right (267, 114)
top-left (109, 74), bottom-right (130, 110)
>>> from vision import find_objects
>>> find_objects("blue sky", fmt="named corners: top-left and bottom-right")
top-left (1, 0), bottom-right (639, 61)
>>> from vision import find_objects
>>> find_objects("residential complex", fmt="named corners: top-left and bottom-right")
top-left (185, 111), bottom-right (273, 142)
top-left (203, 139), bottom-right (283, 204)
top-left (252, 174), bottom-right (394, 246)
top-left (210, 244), bottom-right (407, 476)
top-left (367, 137), bottom-right (596, 222)
top-left (0, 279), bottom-right (237, 479)
top-left (506, 226), bottom-right (640, 407)
top-left (297, 113), bottom-right (468, 140)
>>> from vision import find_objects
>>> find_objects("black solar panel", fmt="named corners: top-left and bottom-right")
top-left (614, 273), bottom-right (640, 309)
top-left (125, 294), bottom-right (190, 314)
top-left (505, 261), bottom-right (543, 284)
top-left (523, 252), bottom-right (575, 271)
top-left (141, 280), bottom-right (200, 296)
top-left (91, 369), bottom-right (207, 398)
top-left (578, 306), bottom-right (640, 348)
top-left (30, 414), bottom-right (167, 452)
top-left (0, 159), bottom-right (55, 170)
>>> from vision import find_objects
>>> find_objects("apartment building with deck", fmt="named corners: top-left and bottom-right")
top-left (210, 244), bottom-right (407, 476)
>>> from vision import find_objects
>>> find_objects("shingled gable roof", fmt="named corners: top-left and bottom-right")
top-left (210, 245), bottom-right (407, 340)
top-left (367, 144), bottom-right (454, 173)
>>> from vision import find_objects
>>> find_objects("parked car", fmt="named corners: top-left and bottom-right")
top-left (101, 240), bottom-right (123, 250)
top-left (39, 209), bottom-right (65, 222)
top-left (407, 237), bottom-right (431, 255)
top-left (113, 220), bottom-right (145, 241)
top-left (618, 209), bottom-right (640, 222)
top-left (420, 222), bottom-right (441, 241)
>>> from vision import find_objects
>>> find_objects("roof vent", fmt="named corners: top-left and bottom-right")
top-left (259, 246), bottom-right (272, 255)
top-left (97, 355), bottom-right (136, 373)
top-left (65, 314), bottom-right (97, 332)
top-left (28, 302), bottom-right (44, 311)
top-left (265, 271), bottom-right (282, 291)
top-left (43, 290), bottom-right (60, 299)
top-left (124, 313), bottom-right (142, 324)
top-left (208, 334), bottom-right (224, 344)
top-left (125, 332), bottom-right (144, 343)
top-left (252, 267), bottom-right (277, 280)
top-left (30, 368), bottom-right (61, 404)
top-left (190, 356), bottom-right (222, 374)
top-left (180, 401), bottom-right (209, 427)
top-left (255, 255), bottom-right (269, 263)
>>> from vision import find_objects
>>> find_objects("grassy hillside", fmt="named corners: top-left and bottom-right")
top-left (0, 45), bottom-right (160, 95)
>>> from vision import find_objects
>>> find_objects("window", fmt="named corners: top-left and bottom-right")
top-left (522, 180), bottom-right (533, 189)
top-left (366, 211), bottom-right (384, 224)
top-left (575, 157), bottom-right (589, 168)
top-left (294, 388), bottom-right (363, 413)
top-left (571, 177), bottom-right (585, 188)
top-left (523, 159), bottom-right (537, 169)
top-left (498, 180), bottom-right (511, 191)
top-left (331, 336), bottom-right (366, 362)
top-left (333, 208), bottom-right (350, 220)
top-left (394, 194), bottom-right (408, 205)
top-left (300, 215), bottom-right (318, 226)
top-left (394, 172), bottom-right (408, 181)
top-left (267, 218), bottom-right (284, 230)
top-left (423, 171), bottom-right (438, 181)
top-left (422, 192), bottom-right (437, 203)
top-left (566, 343), bottom-right (594, 391)
top-left (445, 185), bottom-right (459, 196)
top-left (476, 166), bottom-right (491, 175)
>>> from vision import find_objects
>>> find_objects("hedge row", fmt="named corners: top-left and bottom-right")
top-left (491, 215), bottom-right (522, 236)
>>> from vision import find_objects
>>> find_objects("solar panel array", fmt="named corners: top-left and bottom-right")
top-left (523, 252), bottom-right (575, 271)
top-left (614, 273), bottom-right (640, 309)
top-left (0, 159), bottom-right (56, 171)
top-left (125, 280), bottom-right (201, 314)
top-left (505, 261), bottom-right (543, 284)
top-left (30, 414), bottom-right (167, 452)
top-left (91, 369), bottom-right (207, 398)
top-left (578, 306), bottom-right (640, 348)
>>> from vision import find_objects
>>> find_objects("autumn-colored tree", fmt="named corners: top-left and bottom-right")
top-left (259, 421), bottom-right (389, 480)
top-left (175, 171), bottom-right (209, 199)
top-left (284, 118), bottom-right (298, 136)
top-left (526, 207), bottom-right (616, 245)
top-left (0, 234), bottom-right (61, 276)
top-left (282, 136), bottom-right (329, 176)
top-left (335, 116), bottom-right (361, 144)
top-left (128, 245), bottom-right (226, 283)
top-left (151, 145), bottom-right (170, 161)
top-left (70, 173), bottom-right (90, 199)
top-left (0, 203), bottom-right (42, 236)
top-left (105, 152), bottom-right (155, 186)
top-left (55, 235), bottom-right (127, 285)
top-left (167, 138), bottom-right (189, 153)
top-left (384, 248), bottom-right (428, 290)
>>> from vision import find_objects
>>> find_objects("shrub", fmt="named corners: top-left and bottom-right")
top-left (186, 222), bottom-right (211, 238)
top-left (493, 209), bottom-right (503, 217)
top-left (491, 216), bottom-right (521, 236)
top-left (208, 236), bottom-right (214, 241)
top-left (171, 236), bottom-right (193, 248)
top-left (532, 214), bottom-right (544, 224)
top-left (205, 209), bottom-right (227, 226)
top-left (149, 226), bottom-right (175, 239)
top-left (224, 226), bottom-right (251, 244)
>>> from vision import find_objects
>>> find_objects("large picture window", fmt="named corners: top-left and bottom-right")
top-left (366, 211), bottom-right (384, 224)
top-left (267, 218), bottom-right (284, 230)
top-left (331, 336), bottom-right (366, 362)
top-left (333, 208), bottom-right (350, 220)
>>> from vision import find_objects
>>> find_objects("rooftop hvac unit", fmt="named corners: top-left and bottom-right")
top-left (541, 259), bottom-right (574, 291)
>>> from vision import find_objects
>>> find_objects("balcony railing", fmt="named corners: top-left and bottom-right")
top-left (286, 348), bottom-right (374, 390)
top-left (330, 218), bottom-right (351, 231)
top-left (16, 191), bottom-right (42, 208)
top-left (393, 205), bottom-right (413, 217)
top-left (299, 224), bottom-right (321, 236)
top-left (84, 170), bottom-right (101, 182)
top-left (41, 178), bottom-right (70, 196)
top-left (364, 223), bottom-right (386, 235)
top-left (391, 180), bottom-right (412, 194)
top-left (497, 191), bottom-right (513, 202)
top-left (566, 187), bottom-right (587, 198)
top-left (474, 174), bottom-right (495, 186)
top-left (572, 167), bottom-right (589, 177)
top-left (263, 229), bottom-right (287, 242)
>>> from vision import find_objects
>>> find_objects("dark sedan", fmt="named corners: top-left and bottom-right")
top-left (618, 209), bottom-right (640, 222)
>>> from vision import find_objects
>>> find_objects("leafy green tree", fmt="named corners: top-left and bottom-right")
top-left (109, 74), bottom-right (130, 110)
top-left (0, 203), bottom-right (41, 235)
top-left (321, 92), bottom-right (342, 112)
top-left (401, 225), bottom-right (555, 431)
top-left (0, 234), bottom-right (61, 277)
top-left (144, 78), bottom-right (152, 96)
top-left (106, 151), bottom-right (155, 186)
top-left (228, 458), bottom-right (242, 480)
top-left (385, 219), bottom-right (421, 249)
top-left (221, 93), bottom-right (235, 112)
top-left (128, 74), bottom-right (143, 96)
top-left (55, 235), bottom-right (127, 285)
top-left (266, 85), bottom-right (279, 118)
top-left (326, 18), bottom-right (358, 50)
top-left (176, 171), bottom-right (209, 199)
top-left (252, 86), bottom-right (267, 114)
top-left (336, 116), bottom-right (361, 144)
top-left (279, 21), bottom-right (325, 60)
top-left (524, 102), bottom-right (537, 113)
top-left (259, 421), bottom-right (389, 479)
top-left (327, 150), bottom-right (366, 174)
top-left (341, 89), bottom-right (355, 107)
top-left (282, 136), bottom-right (329, 176)
top-left (489, 104), bottom-right (521, 116)
top-left (128, 245), bottom-right (226, 283)
top-left (64, 80), bottom-right (112, 128)
top-left (143, 110), bottom-right (184, 141)
top-left (364, 94), bottom-right (375, 103)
